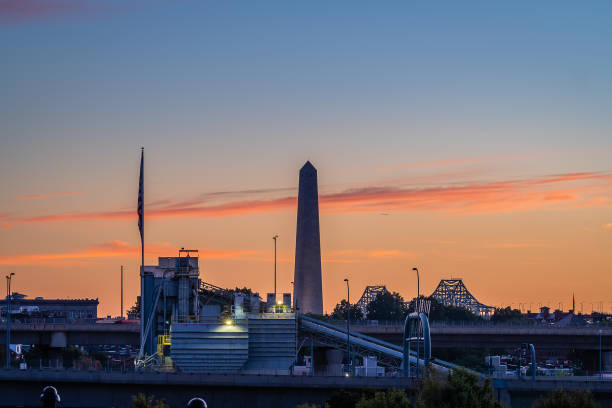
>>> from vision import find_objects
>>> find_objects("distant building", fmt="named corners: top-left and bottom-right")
top-left (0, 296), bottom-right (98, 323)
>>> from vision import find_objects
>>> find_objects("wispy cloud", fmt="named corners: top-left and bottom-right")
top-left (5, 171), bottom-right (611, 227)
top-left (604, 223), bottom-right (612, 229)
top-left (15, 191), bottom-right (85, 200)
top-left (0, 240), bottom-right (265, 266)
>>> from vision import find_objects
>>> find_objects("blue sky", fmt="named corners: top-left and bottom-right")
top-left (1, 1), bottom-right (611, 315)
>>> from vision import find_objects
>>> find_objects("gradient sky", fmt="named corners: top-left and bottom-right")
top-left (1, 1), bottom-right (611, 317)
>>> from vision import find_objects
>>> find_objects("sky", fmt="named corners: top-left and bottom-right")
top-left (0, 0), bottom-right (611, 317)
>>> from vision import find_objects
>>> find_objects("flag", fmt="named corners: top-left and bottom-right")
top-left (137, 148), bottom-right (144, 242)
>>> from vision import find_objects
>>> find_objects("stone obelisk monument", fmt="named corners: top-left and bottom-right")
top-left (293, 161), bottom-right (323, 315)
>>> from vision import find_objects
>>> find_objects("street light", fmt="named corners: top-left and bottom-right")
top-left (412, 268), bottom-right (420, 300)
top-left (344, 278), bottom-right (351, 374)
top-left (412, 267), bottom-right (421, 379)
top-left (273, 235), bottom-right (279, 298)
top-left (5, 272), bottom-right (15, 369)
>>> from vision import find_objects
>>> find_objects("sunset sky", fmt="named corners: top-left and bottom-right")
top-left (1, 1), bottom-right (611, 317)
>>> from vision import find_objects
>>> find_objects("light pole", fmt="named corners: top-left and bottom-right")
top-left (412, 267), bottom-right (420, 301)
top-left (344, 278), bottom-right (351, 374)
top-left (412, 267), bottom-right (420, 379)
top-left (120, 265), bottom-right (124, 319)
top-left (273, 235), bottom-right (279, 298)
top-left (5, 272), bottom-right (15, 369)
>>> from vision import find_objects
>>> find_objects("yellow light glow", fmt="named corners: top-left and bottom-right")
top-left (225, 320), bottom-right (232, 325)
top-left (277, 300), bottom-right (282, 305)
top-left (344, 373), bottom-right (349, 377)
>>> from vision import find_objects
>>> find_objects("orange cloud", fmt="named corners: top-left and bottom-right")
top-left (604, 223), bottom-right (612, 229)
top-left (0, 241), bottom-right (265, 266)
top-left (5, 171), bottom-right (611, 226)
top-left (15, 191), bottom-right (85, 200)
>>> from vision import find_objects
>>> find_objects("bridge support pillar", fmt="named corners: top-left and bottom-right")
top-left (603, 351), bottom-right (612, 372)
top-left (50, 332), bottom-right (67, 348)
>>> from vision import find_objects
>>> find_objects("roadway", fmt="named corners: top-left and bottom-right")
top-left (1, 321), bottom-right (611, 351)
top-left (2, 369), bottom-right (612, 408)
top-left (0, 323), bottom-right (139, 346)
top-left (351, 323), bottom-right (612, 350)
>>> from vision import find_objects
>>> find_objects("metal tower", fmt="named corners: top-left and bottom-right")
top-left (430, 279), bottom-right (494, 318)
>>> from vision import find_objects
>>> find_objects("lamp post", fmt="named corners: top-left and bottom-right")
top-left (5, 272), bottom-right (15, 369)
top-left (412, 267), bottom-right (420, 378)
top-left (344, 278), bottom-right (351, 374)
top-left (412, 267), bottom-right (420, 300)
top-left (273, 235), bottom-right (279, 298)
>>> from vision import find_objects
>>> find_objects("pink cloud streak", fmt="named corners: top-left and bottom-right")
top-left (0, 240), bottom-right (265, 266)
top-left (5, 171), bottom-right (611, 227)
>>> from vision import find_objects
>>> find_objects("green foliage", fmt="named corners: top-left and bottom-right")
top-left (131, 394), bottom-right (169, 408)
top-left (417, 369), bottom-right (502, 408)
top-left (532, 389), bottom-right (599, 408)
top-left (127, 296), bottom-right (141, 319)
top-left (366, 291), bottom-right (408, 321)
top-left (425, 297), bottom-right (482, 322)
top-left (331, 300), bottom-right (364, 321)
top-left (234, 287), bottom-right (254, 296)
top-left (356, 388), bottom-right (414, 408)
top-left (326, 389), bottom-right (375, 408)
top-left (62, 346), bottom-right (83, 368)
top-left (434, 348), bottom-right (492, 373)
top-left (491, 307), bottom-right (523, 323)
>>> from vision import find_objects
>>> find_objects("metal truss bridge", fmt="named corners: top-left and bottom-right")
top-left (430, 279), bottom-right (495, 318)
top-left (356, 279), bottom-right (495, 319)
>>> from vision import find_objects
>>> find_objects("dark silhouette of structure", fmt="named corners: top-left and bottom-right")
top-left (293, 161), bottom-right (323, 315)
top-left (430, 279), bottom-right (494, 317)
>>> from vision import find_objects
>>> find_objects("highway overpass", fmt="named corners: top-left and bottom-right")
top-left (1, 369), bottom-right (612, 408)
top-left (1, 321), bottom-right (611, 352)
top-left (351, 323), bottom-right (612, 351)
top-left (0, 323), bottom-right (139, 346)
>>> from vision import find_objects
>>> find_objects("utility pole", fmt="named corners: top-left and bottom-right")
top-left (273, 235), bottom-right (278, 297)
top-left (5, 272), bottom-right (15, 369)
top-left (121, 265), bottom-right (124, 319)
top-left (344, 278), bottom-right (351, 375)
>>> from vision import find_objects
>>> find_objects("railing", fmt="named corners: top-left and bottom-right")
top-left (323, 319), bottom-right (612, 331)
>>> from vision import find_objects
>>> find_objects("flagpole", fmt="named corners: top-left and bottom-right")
top-left (138, 147), bottom-right (145, 358)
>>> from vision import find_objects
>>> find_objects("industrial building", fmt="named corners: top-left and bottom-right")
top-left (0, 295), bottom-right (98, 323)
top-left (138, 250), bottom-right (297, 374)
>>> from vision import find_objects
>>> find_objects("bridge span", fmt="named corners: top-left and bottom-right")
top-left (1, 322), bottom-right (611, 352)
top-left (0, 323), bottom-right (139, 346)
top-left (352, 323), bottom-right (612, 351)
top-left (1, 369), bottom-right (612, 408)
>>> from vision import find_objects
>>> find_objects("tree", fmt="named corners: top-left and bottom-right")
top-left (532, 389), bottom-right (599, 408)
top-left (418, 369), bottom-right (503, 408)
top-left (127, 296), bottom-right (141, 320)
top-left (491, 307), bottom-right (523, 323)
top-left (366, 291), bottom-right (408, 321)
top-left (331, 300), bottom-right (364, 321)
top-left (356, 389), bottom-right (414, 408)
top-left (325, 389), bottom-right (376, 408)
top-left (131, 394), bottom-right (169, 408)
top-left (424, 297), bottom-right (482, 322)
